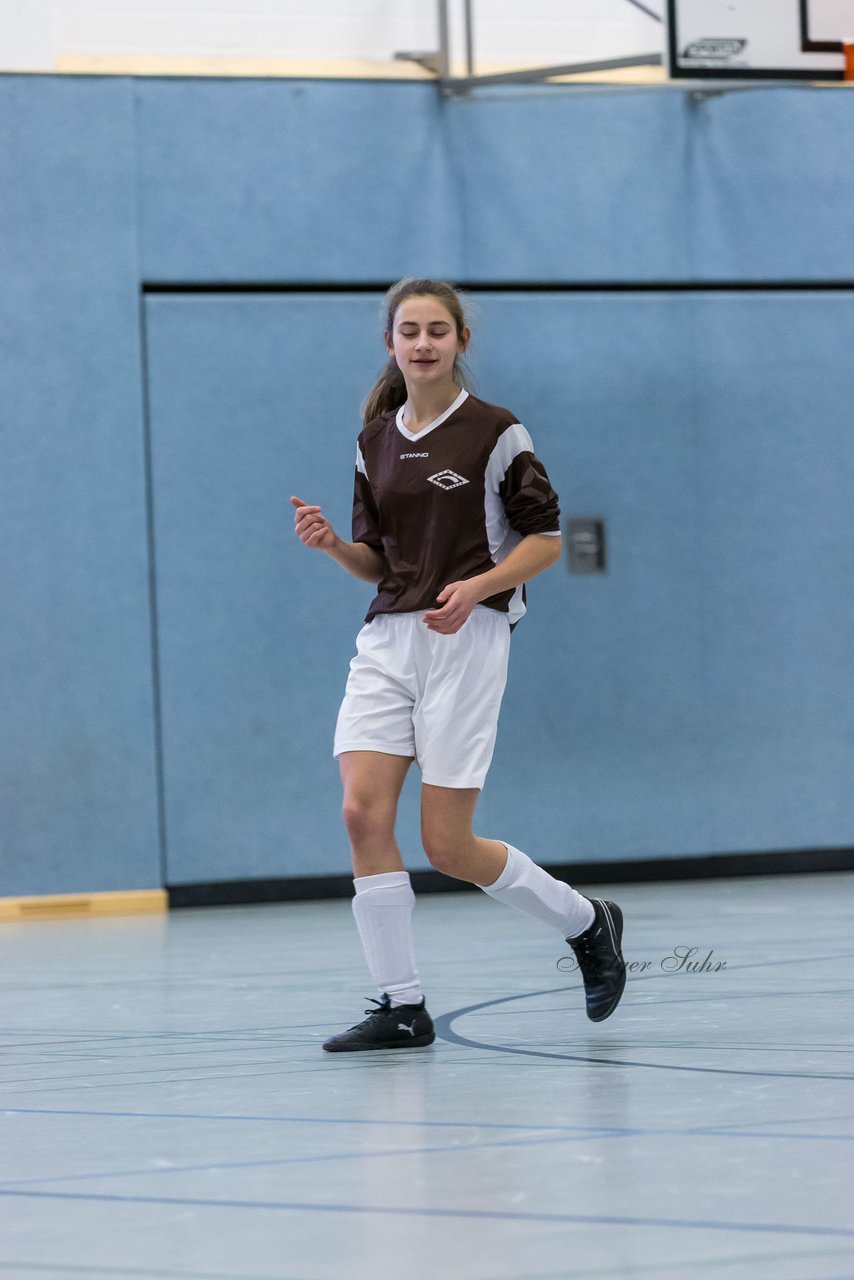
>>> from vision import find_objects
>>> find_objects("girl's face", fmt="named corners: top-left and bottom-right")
top-left (386, 295), bottom-right (469, 390)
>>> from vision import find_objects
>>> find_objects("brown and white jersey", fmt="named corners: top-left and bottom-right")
top-left (352, 389), bottom-right (561, 626)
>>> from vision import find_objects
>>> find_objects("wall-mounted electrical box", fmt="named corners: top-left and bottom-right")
top-left (565, 518), bottom-right (607, 575)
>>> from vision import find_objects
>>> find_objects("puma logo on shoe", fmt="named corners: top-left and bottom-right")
top-left (322, 995), bottom-right (435, 1052)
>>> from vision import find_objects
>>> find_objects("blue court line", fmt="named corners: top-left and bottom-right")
top-left (0, 1053), bottom-right (315, 1085)
top-left (3, 1249), bottom-right (853, 1280)
top-left (2, 1125), bottom-right (853, 1193)
top-left (2, 1045), bottom-right (850, 1090)
top-left (3, 1113), bottom-right (853, 1193)
top-left (0, 1131), bottom-right (618, 1189)
top-left (794, 1275), bottom-right (854, 1280)
top-left (3, 958), bottom-right (852, 1095)
top-left (1, 949), bottom-right (850, 1056)
top-left (714, 1112), bottom-right (854, 1131)
top-left (556, 988), bottom-right (854, 1011)
top-left (466, 989), bottom-right (854, 1013)
top-left (0, 1025), bottom-right (332, 1042)
top-left (0, 1106), bottom-right (615, 1132)
top-left (0, 1187), bottom-right (852, 1239)
top-left (0, 1266), bottom-right (277, 1280)
top-left (4, 1106), bottom-right (854, 1143)
top-left (434, 1039), bottom-right (854, 1082)
top-left (0, 1059), bottom-right (386, 1093)
top-left (0, 1043), bottom-right (332, 1069)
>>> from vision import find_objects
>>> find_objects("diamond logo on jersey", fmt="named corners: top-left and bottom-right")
top-left (427, 469), bottom-right (469, 490)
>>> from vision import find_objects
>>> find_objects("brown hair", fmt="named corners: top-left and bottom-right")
top-left (362, 277), bottom-right (474, 426)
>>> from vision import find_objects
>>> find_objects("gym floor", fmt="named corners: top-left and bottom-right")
top-left (1, 872), bottom-right (852, 1279)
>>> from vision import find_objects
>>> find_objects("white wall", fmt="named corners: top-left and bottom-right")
top-left (0, 0), bottom-right (664, 72)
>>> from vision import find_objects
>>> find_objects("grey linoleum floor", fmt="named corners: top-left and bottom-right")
top-left (1, 872), bottom-right (853, 1280)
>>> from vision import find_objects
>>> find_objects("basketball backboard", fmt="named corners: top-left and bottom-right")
top-left (667, 0), bottom-right (853, 79)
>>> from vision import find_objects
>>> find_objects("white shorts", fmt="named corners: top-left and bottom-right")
top-left (333, 607), bottom-right (511, 790)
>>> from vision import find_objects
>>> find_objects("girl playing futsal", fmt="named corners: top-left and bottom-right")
top-left (291, 278), bottom-right (625, 1052)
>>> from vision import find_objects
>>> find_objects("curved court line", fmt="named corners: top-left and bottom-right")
top-left (0, 1187), bottom-right (852, 1239)
top-left (433, 985), bottom-right (854, 1081)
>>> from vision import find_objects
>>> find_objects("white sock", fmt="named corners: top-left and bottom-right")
top-left (351, 871), bottom-right (423, 1008)
top-left (478, 843), bottom-right (595, 938)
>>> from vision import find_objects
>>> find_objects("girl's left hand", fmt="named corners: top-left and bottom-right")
top-left (422, 579), bottom-right (483, 635)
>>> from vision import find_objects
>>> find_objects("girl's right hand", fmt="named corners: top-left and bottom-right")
top-left (290, 496), bottom-right (338, 553)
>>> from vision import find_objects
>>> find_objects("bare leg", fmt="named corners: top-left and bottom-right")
top-left (339, 750), bottom-right (414, 878)
top-left (418, 783), bottom-right (625, 1025)
top-left (420, 783), bottom-right (508, 885)
top-left (420, 781), bottom-right (594, 934)
top-left (337, 750), bottom-right (424, 1014)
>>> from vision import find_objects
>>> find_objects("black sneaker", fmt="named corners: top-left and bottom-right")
top-left (566, 899), bottom-right (626, 1022)
top-left (322, 994), bottom-right (435, 1053)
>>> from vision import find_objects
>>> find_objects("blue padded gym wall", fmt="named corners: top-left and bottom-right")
top-left (2, 74), bottom-right (853, 895)
top-left (0, 76), bottom-right (161, 896)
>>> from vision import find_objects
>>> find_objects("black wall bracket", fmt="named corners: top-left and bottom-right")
top-left (566, 517), bottom-right (608, 574)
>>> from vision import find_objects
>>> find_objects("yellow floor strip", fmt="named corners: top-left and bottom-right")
top-left (49, 54), bottom-right (667, 84)
top-left (0, 889), bottom-right (167, 922)
top-left (4, 53), bottom-right (847, 86)
top-left (53, 55), bottom-right (435, 79)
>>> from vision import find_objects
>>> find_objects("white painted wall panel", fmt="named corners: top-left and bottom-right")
top-left (1, 0), bottom-right (664, 71)
top-left (50, 2), bottom-right (436, 59)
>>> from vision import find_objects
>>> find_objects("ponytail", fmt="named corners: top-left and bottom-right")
top-left (362, 356), bottom-right (408, 426)
top-left (362, 277), bottom-right (474, 426)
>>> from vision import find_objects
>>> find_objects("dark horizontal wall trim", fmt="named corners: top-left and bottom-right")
top-left (144, 281), bottom-right (854, 295)
top-left (168, 847), bottom-right (854, 908)
top-left (669, 67), bottom-right (843, 81)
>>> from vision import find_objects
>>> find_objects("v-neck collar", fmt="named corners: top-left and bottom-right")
top-left (395, 388), bottom-right (469, 442)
